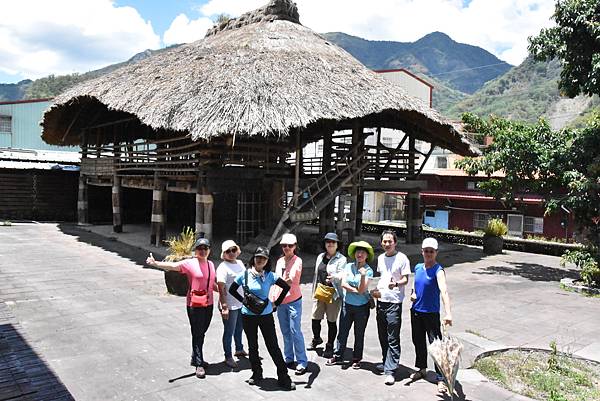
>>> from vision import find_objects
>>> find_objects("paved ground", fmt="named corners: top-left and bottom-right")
top-left (1, 222), bottom-right (599, 401)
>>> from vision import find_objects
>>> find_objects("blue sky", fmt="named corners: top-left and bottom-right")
top-left (0, 0), bottom-right (556, 84)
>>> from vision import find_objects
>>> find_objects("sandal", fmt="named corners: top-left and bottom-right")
top-left (410, 369), bottom-right (427, 381)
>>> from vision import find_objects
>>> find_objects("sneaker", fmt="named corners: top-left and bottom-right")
top-left (278, 379), bottom-right (296, 391)
top-left (384, 375), bottom-right (395, 385)
top-left (351, 360), bottom-right (361, 369)
top-left (376, 363), bottom-right (385, 372)
top-left (295, 365), bottom-right (307, 375)
top-left (310, 337), bottom-right (323, 349)
top-left (326, 356), bottom-right (341, 366)
top-left (247, 375), bottom-right (263, 386)
top-left (225, 357), bottom-right (237, 368)
top-left (234, 350), bottom-right (248, 358)
top-left (195, 366), bottom-right (206, 379)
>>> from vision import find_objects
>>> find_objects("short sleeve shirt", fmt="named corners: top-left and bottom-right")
top-left (216, 260), bottom-right (245, 310)
top-left (342, 262), bottom-right (374, 306)
top-left (376, 252), bottom-right (411, 303)
top-left (234, 270), bottom-right (279, 316)
top-left (179, 258), bottom-right (216, 307)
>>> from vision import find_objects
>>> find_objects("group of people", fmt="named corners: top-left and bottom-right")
top-left (146, 229), bottom-right (453, 393)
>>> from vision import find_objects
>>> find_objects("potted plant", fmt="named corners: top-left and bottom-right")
top-left (163, 226), bottom-right (196, 295)
top-left (483, 218), bottom-right (507, 255)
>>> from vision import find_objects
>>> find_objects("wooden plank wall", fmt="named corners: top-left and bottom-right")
top-left (0, 169), bottom-right (78, 221)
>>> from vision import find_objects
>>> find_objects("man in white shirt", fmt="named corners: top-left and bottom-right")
top-left (371, 230), bottom-right (410, 385)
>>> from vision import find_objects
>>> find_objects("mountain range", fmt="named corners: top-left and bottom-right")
top-left (1, 32), bottom-right (596, 128)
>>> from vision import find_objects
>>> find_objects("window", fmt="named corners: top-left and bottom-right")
top-left (425, 210), bottom-right (435, 217)
top-left (436, 156), bottom-right (448, 169)
top-left (524, 216), bottom-right (543, 233)
top-left (0, 116), bottom-right (11, 133)
top-left (467, 181), bottom-right (476, 190)
top-left (473, 212), bottom-right (491, 229)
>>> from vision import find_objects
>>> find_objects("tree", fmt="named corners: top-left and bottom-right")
top-left (528, 0), bottom-right (600, 98)
top-left (456, 112), bottom-right (600, 287)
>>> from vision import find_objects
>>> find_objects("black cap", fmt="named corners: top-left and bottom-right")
top-left (253, 246), bottom-right (269, 258)
top-left (193, 238), bottom-right (210, 249)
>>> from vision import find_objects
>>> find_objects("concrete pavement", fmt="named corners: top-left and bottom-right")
top-left (1, 222), bottom-right (599, 400)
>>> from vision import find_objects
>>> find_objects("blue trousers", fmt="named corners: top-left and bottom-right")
top-left (276, 297), bottom-right (308, 368)
top-left (334, 302), bottom-right (370, 361)
top-left (222, 308), bottom-right (244, 358)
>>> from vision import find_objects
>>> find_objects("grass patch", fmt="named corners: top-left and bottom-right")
top-left (474, 347), bottom-right (600, 401)
top-left (560, 283), bottom-right (600, 299)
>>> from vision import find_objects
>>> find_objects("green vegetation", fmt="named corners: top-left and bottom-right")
top-left (24, 74), bottom-right (88, 99)
top-left (474, 346), bottom-right (600, 401)
top-left (484, 218), bottom-right (508, 237)
top-left (562, 250), bottom-right (600, 288)
top-left (528, 0), bottom-right (600, 98)
top-left (164, 226), bottom-right (196, 262)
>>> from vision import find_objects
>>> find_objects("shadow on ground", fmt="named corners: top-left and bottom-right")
top-left (473, 262), bottom-right (580, 282)
top-left (0, 322), bottom-right (74, 400)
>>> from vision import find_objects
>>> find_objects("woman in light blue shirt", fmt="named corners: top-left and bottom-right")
top-left (229, 246), bottom-right (295, 391)
top-left (326, 240), bottom-right (374, 369)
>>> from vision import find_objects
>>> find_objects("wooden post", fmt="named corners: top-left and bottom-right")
top-left (195, 175), bottom-right (214, 241)
top-left (406, 136), bottom-right (422, 243)
top-left (348, 121), bottom-right (362, 240)
top-left (112, 176), bottom-right (122, 233)
top-left (319, 130), bottom-right (335, 235)
top-left (293, 128), bottom-right (302, 207)
top-left (150, 174), bottom-right (166, 246)
top-left (77, 130), bottom-right (88, 225)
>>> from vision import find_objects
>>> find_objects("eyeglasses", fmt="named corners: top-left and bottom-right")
top-left (281, 244), bottom-right (295, 248)
top-left (225, 248), bottom-right (237, 254)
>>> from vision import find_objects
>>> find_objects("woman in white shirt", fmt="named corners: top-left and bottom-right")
top-left (216, 240), bottom-right (247, 368)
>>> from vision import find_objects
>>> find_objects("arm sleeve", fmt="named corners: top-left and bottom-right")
top-left (178, 260), bottom-right (190, 275)
top-left (289, 257), bottom-right (302, 286)
top-left (401, 255), bottom-right (411, 276)
top-left (228, 281), bottom-right (244, 303)
top-left (273, 277), bottom-right (290, 306)
top-left (216, 263), bottom-right (227, 284)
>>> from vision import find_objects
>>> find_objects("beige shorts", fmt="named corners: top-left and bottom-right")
top-left (311, 296), bottom-right (342, 322)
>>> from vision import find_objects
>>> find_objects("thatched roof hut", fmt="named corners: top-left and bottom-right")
top-left (41, 0), bottom-right (478, 156)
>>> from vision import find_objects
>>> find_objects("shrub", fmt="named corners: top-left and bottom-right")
top-left (484, 218), bottom-right (508, 237)
top-left (561, 249), bottom-right (600, 288)
top-left (164, 226), bottom-right (196, 262)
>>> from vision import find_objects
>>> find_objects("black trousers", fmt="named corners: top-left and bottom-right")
top-left (410, 308), bottom-right (442, 376)
top-left (242, 313), bottom-right (291, 384)
top-left (376, 301), bottom-right (402, 375)
top-left (187, 305), bottom-right (213, 367)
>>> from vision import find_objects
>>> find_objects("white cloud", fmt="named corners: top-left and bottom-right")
top-left (0, 0), bottom-right (160, 80)
top-left (163, 14), bottom-right (214, 46)
top-left (186, 0), bottom-right (556, 66)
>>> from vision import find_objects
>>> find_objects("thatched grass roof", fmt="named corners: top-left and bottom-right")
top-left (41, 0), bottom-right (478, 156)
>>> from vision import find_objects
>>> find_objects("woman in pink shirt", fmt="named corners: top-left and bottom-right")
top-left (270, 233), bottom-right (308, 375)
top-left (146, 237), bottom-right (222, 379)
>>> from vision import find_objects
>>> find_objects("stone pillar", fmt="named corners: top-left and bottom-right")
top-left (195, 181), bottom-right (214, 241)
top-left (112, 176), bottom-right (122, 233)
top-left (150, 175), bottom-right (166, 246)
top-left (406, 190), bottom-right (422, 244)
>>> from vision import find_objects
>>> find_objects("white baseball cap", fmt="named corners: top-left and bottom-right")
top-left (421, 237), bottom-right (438, 250)
top-left (280, 233), bottom-right (297, 245)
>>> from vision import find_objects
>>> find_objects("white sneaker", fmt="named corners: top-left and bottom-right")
top-left (376, 363), bottom-right (385, 372)
top-left (384, 375), bottom-right (395, 385)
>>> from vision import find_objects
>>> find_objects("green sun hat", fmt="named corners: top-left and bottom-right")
top-left (347, 240), bottom-right (374, 262)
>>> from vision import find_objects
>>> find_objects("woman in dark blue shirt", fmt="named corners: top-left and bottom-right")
top-left (409, 238), bottom-right (453, 394)
top-left (229, 246), bottom-right (295, 391)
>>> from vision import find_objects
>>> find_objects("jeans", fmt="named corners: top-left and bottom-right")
top-left (222, 308), bottom-right (244, 358)
top-left (277, 297), bottom-right (308, 368)
top-left (242, 313), bottom-right (291, 385)
top-left (334, 302), bottom-right (370, 361)
top-left (376, 301), bottom-right (402, 375)
top-left (187, 305), bottom-right (213, 367)
top-left (410, 308), bottom-right (443, 380)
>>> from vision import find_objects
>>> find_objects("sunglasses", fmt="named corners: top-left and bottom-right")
top-left (225, 248), bottom-right (237, 254)
top-left (197, 246), bottom-right (209, 251)
top-left (281, 244), bottom-right (295, 248)
top-left (422, 249), bottom-right (436, 254)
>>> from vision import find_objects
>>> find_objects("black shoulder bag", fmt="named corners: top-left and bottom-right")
top-left (243, 270), bottom-right (268, 314)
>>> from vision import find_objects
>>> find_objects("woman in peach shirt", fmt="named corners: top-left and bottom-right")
top-left (270, 233), bottom-right (308, 375)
